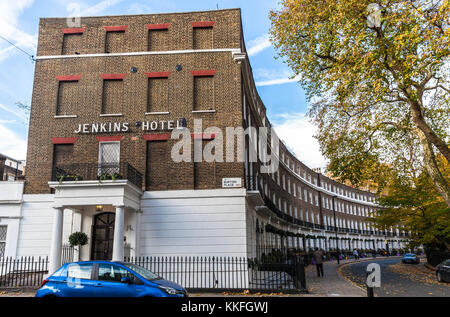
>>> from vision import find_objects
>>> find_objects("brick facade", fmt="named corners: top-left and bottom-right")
top-left (25, 9), bottom-right (244, 194)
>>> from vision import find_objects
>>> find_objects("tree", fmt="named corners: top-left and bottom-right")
top-left (269, 0), bottom-right (450, 206)
top-left (68, 232), bottom-right (89, 248)
top-left (374, 156), bottom-right (450, 251)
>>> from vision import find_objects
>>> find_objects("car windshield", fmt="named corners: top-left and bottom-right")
top-left (122, 263), bottom-right (160, 281)
top-left (405, 254), bottom-right (415, 257)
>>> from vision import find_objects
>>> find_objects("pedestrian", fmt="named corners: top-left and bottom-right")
top-left (313, 247), bottom-right (324, 277)
top-left (353, 249), bottom-right (359, 260)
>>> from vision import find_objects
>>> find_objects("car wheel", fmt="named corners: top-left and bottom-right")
top-left (437, 272), bottom-right (443, 282)
top-left (43, 295), bottom-right (58, 299)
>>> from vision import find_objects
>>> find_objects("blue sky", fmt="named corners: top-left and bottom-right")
top-left (0, 0), bottom-right (325, 168)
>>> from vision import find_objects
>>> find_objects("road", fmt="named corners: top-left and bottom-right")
top-left (339, 257), bottom-right (450, 297)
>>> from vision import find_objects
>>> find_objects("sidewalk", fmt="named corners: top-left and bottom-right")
top-left (304, 259), bottom-right (366, 297)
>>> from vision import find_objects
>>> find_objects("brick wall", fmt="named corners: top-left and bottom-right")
top-left (25, 9), bottom-right (244, 194)
top-left (37, 10), bottom-right (242, 56)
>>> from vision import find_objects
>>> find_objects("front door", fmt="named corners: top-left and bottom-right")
top-left (91, 212), bottom-right (115, 260)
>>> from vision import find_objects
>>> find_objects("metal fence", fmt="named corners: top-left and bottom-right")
top-left (51, 162), bottom-right (143, 189)
top-left (125, 256), bottom-right (306, 293)
top-left (0, 256), bottom-right (48, 289)
top-left (0, 255), bottom-right (306, 292)
top-left (61, 244), bottom-right (74, 265)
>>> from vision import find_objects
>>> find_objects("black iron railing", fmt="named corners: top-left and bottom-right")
top-left (51, 162), bottom-right (143, 189)
top-left (124, 255), bottom-right (306, 293)
top-left (0, 257), bottom-right (48, 289)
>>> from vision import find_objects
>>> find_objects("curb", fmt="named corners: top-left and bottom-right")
top-left (336, 256), bottom-right (402, 269)
top-left (424, 263), bottom-right (436, 271)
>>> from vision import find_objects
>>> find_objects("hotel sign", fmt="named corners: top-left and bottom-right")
top-left (74, 120), bottom-right (185, 134)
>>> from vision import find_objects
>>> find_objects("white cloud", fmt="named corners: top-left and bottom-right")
top-left (0, 0), bottom-right (37, 62)
top-left (256, 75), bottom-right (300, 87)
top-left (0, 119), bottom-right (16, 124)
top-left (0, 123), bottom-right (27, 160)
top-left (247, 34), bottom-right (271, 57)
top-left (0, 103), bottom-right (28, 121)
top-left (272, 112), bottom-right (327, 169)
top-left (81, 0), bottom-right (124, 16)
top-left (127, 3), bottom-right (152, 14)
top-left (253, 68), bottom-right (300, 87)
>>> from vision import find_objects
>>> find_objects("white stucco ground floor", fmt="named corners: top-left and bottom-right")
top-left (0, 181), bottom-right (408, 276)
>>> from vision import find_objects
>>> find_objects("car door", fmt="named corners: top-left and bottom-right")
top-left (58, 263), bottom-right (96, 297)
top-left (442, 260), bottom-right (450, 281)
top-left (92, 263), bottom-right (136, 297)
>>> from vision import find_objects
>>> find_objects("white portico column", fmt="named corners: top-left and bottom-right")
top-left (134, 210), bottom-right (142, 257)
top-left (49, 207), bottom-right (64, 275)
top-left (112, 205), bottom-right (125, 261)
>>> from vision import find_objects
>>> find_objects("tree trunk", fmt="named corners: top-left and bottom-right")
top-left (410, 100), bottom-right (450, 163)
top-left (414, 128), bottom-right (450, 208)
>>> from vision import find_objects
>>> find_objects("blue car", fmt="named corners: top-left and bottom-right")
top-left (402, 253), bottom-right (420, 264)
top-left (35, 261), bottom-right (188, 297)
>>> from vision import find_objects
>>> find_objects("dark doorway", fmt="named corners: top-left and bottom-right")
top-left (91, 212), bottom-right (115, 260)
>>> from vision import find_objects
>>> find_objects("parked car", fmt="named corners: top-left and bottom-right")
top-left (436, 259), bottom-right (450, 283)
top-left (35, 261), bottom-right (188, 297)
top-left (401, 253), bottom-right (420, 264)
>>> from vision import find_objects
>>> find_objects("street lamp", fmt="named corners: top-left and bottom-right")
top-left (332, 195), bottom-right (340, 264)
top-left (384, 225), bottom-right (390, 256)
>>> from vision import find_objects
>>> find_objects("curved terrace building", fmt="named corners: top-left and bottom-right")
top-left (0, 9), bottom-right (408, 274)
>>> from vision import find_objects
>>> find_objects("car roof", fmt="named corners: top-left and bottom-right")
top-left (64, 260), bottom-right (131, 265)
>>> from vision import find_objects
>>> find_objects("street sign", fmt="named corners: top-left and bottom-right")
top-left (222, 178), bottom-right (242, 188)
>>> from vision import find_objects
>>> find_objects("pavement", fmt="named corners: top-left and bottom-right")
top-left (303, 258), bottom-right (366, 297)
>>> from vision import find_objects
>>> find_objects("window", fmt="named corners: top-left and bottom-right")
top-left (146, 141), bottom-right (167, 190)
top-left (56, 81), bottom-right (79, 115)
top-left (147, 78), bottom-right (169, 112)
top-left (0, 226), bottom-right (7, 257)
top-left (193, 76), bottom-right (214, 111)
top-left (98, 263), bottom-right (133, 282)
top-left (194, 140), bottom-right (215, 189)
top-left (99, 142), bottom-right (120, 175)
top-left (102, 79), bottom-right (124, 114)
top-left (53, 144), bottom-right (74, 167)
top-left (148, 29), bottom-right (169, 51)
top-left (193, 26), bottom-right (213, 49)
top-left (105, 31), bottom-right (126, 53)
top-left (62, 33), bottom-right (82, 55)
top-left (67, 263), bottom-right (93, 280)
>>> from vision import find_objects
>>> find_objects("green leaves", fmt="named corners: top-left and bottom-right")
top-left (68, 232), bottom-right (89, 247)
top-left (374, 158), bottom-right (450, 250)
top-left (270, 0), bottom-right (449, 202)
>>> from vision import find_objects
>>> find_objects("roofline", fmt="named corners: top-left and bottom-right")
top-left (0, 153), bottom-right (25, 163)
top-left (40, 7), bottom-right (241, 21)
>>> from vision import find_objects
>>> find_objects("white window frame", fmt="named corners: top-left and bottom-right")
top-left (98, 141), bottom-right (121, 165)
top-left (0, 225), bottom-right (7, 258)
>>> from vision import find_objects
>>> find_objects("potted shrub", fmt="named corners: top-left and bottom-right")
top-left (68, 232), bottom-right (89, 261)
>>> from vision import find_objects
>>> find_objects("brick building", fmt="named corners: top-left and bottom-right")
top-left (0, 153), bottom-right (25, 182)
top-left (0, 9), bottom-right (407, 273)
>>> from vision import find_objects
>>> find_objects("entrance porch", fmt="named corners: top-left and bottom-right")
top-left (48, 179), bottom-right (143, 274)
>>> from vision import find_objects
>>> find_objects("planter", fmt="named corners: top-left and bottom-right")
top-left (97, 173), bottom-right (124, 181)
top-left (58, 175), bottom-right (83, 182)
